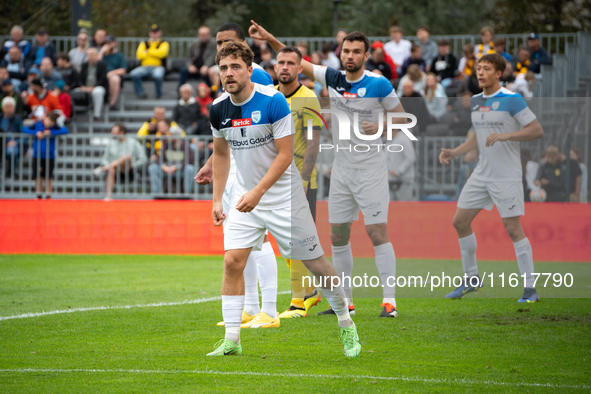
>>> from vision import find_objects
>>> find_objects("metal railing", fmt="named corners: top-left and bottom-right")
top-left (4, 32), bottom-right (580, 60)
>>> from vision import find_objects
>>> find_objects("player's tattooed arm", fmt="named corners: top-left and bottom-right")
top-left (301, 126), bottom-right (321, 191)
top-left (249, 20), bottom-right (315, 81)
top-left (439, 132), bottom-right (477, 165)
top-left (485, 119), bottom-right (543, 147)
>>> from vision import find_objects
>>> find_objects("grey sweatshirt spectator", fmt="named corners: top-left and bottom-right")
top-left (55, 53), bottom-right (79, 91)
top-left (416, 26), bottom-right (438, 70)
top-left (173, 84), bottom-right (206, 135)
top-left (68, 31), bottom-right (89, 73)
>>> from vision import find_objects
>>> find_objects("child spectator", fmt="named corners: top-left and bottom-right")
top-left (458, 44), bottom-right (476, 78)
top-left (416, 26), bottom-right (438, 70)
top-left (475, 26), bottom-right (495, 59)
top-left (53, 80), bottom-right (72, 119)
top-left (430, 39), bottom-right (457, 88)
top-left (22, 111), bottom-right (68, 198)
top-left (423, 73), bottom-right (448, 121)
top-left (513, 47), bottom-right (530, 76)
top-left (399, 44), bottom-right (426, 78)
top-left (493, 37), bottom-right (512, 62)
top-left (397, 64), bottom-right (426, 97)
top-left (384, 26), bottom-right (411, 75)
top-left (55, 53), bottom-right (79, 92)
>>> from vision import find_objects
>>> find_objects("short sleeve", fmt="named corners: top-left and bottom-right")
top-left (377, 77), bottom-right (400, 110)
top-left (510, 95), bottom-right (536, 127)
top-left (251, 68), bottom-right (274, 87)
top-left (269, 93), bottom-right (294, 139)
top-left (211, 124), bottom-right (224, 139)
top-left (312, 64), bottom-right (328, 87)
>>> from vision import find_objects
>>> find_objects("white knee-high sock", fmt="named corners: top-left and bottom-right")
top-left (459, 233), bottom-right (478, 277)
top-left (332, 243), bottom-right (354, 306)
top-left (253, 242), bottom-right (277, 318)
top-left (321, 286), bottom-right (353, 328)
top-left (222, 295), bottom-right (243, 343)
top-left (243, 254), bottom-right (260, 316)
top-left (514, 237), bottom-right (535, 288)
top-left (374, 242), bottom-right (396, 303)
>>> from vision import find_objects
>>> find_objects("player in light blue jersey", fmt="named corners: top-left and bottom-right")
top-left (249, 21), bottom-right (407, 318)
top-left (439, 53), bottom-right (544, 303)
top-left (195, 22), bottom-right (277, 329)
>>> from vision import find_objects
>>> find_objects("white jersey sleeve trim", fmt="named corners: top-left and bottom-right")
top-left (514, 107), bottom-right (537, 128)
top-left (211, 125), bottom-right (224, 139)
top-left (312, 64), bottom-right (328, 87)
top-left (272, 113), bottom-right (295, 140)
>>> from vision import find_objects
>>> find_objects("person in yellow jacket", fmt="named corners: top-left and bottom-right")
top-left (129, 24), bottom-right (169, 99)
top-left (136, 106), bottom-right (183, 157)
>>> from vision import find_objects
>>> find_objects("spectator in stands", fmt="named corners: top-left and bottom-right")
top-left (499, 60), bottom-right (515, 87)
top-left (148, 125), bottom-right (195, 195)
top-left (19, 68), bottom-right (39, 99)
top-left (1, 46), bottom-right (29, 92)
top-left (55, 53), bottom-right (79, 92)
top-left (386, 130), bottom-right (416, 201)
top-left (475, 26), bottom-right (495, 59)
top-left (510, 71), bottom-right (536, 98)
top-left (320, 43), bottom-right (341, 69)
top-left (259, 46), bottom-right (276, 69)
top-left (250, 39), bottom-right (265, 64)
top-left (332, 29), bottom-right (348, 58)
top-left (0, 96), bottom-right (24, 177)
top-left (416, 26), bottom-right (438, 70)
top-left (76, 47), bottom-right (107, 120)
top-left (365, 45), bottom-right (392, 80)
top-left (513, 47), bottom-right (530, 76)
top-left (130, 24), bottom-right (169, 99)
top-left (263, 63), bottom-right (278, 85)
top-left (91, 29), bottom-right (107, 49)
top-left (455, 146), bottom-right (478, 199)
top-left (178, 26), bottom-right (216, 89)
top-left (527, 33), bottom-right (551, 74)
top-left (23, 111), bottom-right (68, 199)
top-left (384, 26), bottom-right (411, 75)
top-left (27, 28), bottom-right (56, 67)
top-left (173, 84), bottom-right (206, 135)
top-left (297, 41), bottom-right (311, 62)
top-left (399, 44), bottom-right (426, 78)
top-left (53, 80), bottom-right (72, 120)
top-left (68, 30), bottom-right (89, 73)
top-left (430, 39), bottom-right (457, 88)
top-left (99, 35), bottom-right (126, 110)
top-left (371, 41), bottom-right (397, 78)
top-left (95, 123), bottom-right (147, 201)
top-left (137, 106), bottom-right (179, 156)
top-left (196, 83), bottom-right (213, 118)
top-left (521, 148), bottom-right (539, 202)
top-left (458, 43), bottom-right (476, 78)
top-left (399, 79), bottom-right (435, 132)
top-left (423, 73), bottom-right (448, 121)
top-left (562, 148), bottom-right (583, 202)
top-left (3, 26), bottom-right (31, 57)
top-left (0, 67), bottom-right (8, 85)
top-left (570, 148), bottom-right (587, 202)
top-left (22, 78), bottom-right (63, 126)
top-left (535, 144), bottom-right (567, 202)
top-left (1, 79), bottom-right (25, 117)
top-left (456, 62), bottom-right (482, 96)
top-left (493, 37), bottom-right (512, 62)
top-left (39, 57), bottom-right (63, 91)
top-left (397, 64), bottom-right (426, 97)
top-left (443, 92), bottom-right (473, 136)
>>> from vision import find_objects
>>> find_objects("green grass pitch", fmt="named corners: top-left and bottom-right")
top-left (0, 255), bottom-right (589, 393)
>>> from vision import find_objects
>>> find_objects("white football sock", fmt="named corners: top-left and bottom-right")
top-left (374, 242), bottom-right (396, 300)
top-left (222, 295), bottom-right (243, 343)
top-left (242, 253), bottom-right (260, 316)
top-left (459, 233), bottom-right (478, 277)
top-left (321, 286), bottom-right (353, 328)
top-left (332, 243), bottom-right (354, 306)
top-left (514, 237), bottom-right (535, 288)
top-left (254, 242), bottom-right (278, 318)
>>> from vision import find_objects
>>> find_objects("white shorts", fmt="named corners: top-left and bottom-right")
top-left (224, 197), bottom-right (323, 260)
top-left (457, 176), bottom-right (524, 218)
top-left (328, 164), bottom-right (390, 225)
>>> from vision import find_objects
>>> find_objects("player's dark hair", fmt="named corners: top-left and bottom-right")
top-left (277, 46), bottom-right (302, 62)
top-left (218, 23), bottom-right (245, 40)
top-left (114, 123), bottom-right (127, 134)
top-left (343, 31), bottom-right (370, 53)
top-left (216, 40), bottom-right (254, 68)
top-left (478, 53), bottom-right (506, 73)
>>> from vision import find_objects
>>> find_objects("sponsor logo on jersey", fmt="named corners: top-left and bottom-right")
top-left (251, 111), bottom-right (261, 123)
top-left (492, 101), bottom-right (500, 110)
top-left (232, 118), bottom-right (251, 127)
top-left (479, 106), bottom-right (491, 112)
top-left (357, 88), bottom-right (366, 97)
top-left (343, 91), bottom-right (357, 99)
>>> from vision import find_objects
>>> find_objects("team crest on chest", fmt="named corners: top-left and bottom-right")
top-left (492, 101), bottom-right (500, 110)
top-left (252, 111), bottom-right (261, 123)
top-left (357, 88), bottom-right (366, 97)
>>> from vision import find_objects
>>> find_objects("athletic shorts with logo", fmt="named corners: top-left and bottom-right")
top-left (457, 176), bottom-right (524, 218)
top-left (328, 164), bottom-right (390, 225)
top-left (224, 195), bottom-right (323, 261)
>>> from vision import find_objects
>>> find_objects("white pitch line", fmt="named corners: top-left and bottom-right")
top-left (0, 291), bottom-right (291, 322)
top-left (0, 368), bottom-right (588, 389)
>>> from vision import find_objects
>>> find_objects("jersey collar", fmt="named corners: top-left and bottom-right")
top-left (346, 70), bottom-right (366, 84)
top-left (483, 87), bottom-right (503, 98)
top-left (282, 83), bottom-right (303, 99)
top-left (230, 83), bottom-right (256, 106)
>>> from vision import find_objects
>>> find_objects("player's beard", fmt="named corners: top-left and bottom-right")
top-left (223, 78), bottom-right (247, 94)
top-left (344, 59), bottom-right (363, 73)
top-left (278, 72), bottom-right (296, 85)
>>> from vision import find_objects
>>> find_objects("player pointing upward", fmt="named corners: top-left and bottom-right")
top-left (439, 53), bottom-right (543, 302)
top-left (207, 40), bottom-right (360, 357)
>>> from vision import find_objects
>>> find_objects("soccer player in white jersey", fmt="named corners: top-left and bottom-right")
top-left (206, 40), bottom-right (360, 357)
top-left (439, 53), bottom-right (544, 302)
top-left (249, 21), bottom-right (407, 318)
top-left (195, 23), bottom-right (279, 329)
